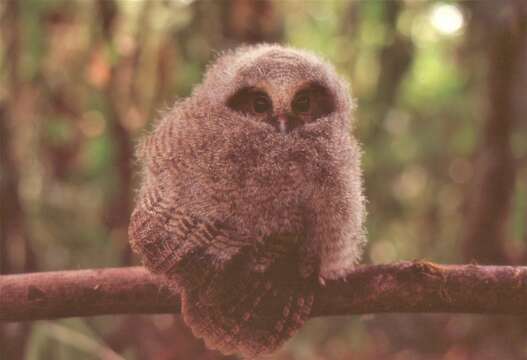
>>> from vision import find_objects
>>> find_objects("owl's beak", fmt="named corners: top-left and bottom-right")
top-left (277, 115), bottom-right (289, 134)
top-left (272, 113), bottom-right (302, 134)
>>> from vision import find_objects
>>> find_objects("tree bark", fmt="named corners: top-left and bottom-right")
top-left (94, 0), bottom-right (136, 264)
top-left (0, 1), bottom-right (37, 358)
top-left (1, 262), bottom-right (526, 322)
top-left (462, 0), bottom-right (527, 264)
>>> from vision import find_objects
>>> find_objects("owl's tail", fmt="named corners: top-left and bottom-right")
top-left (180, 251), bottom-right (315, 358)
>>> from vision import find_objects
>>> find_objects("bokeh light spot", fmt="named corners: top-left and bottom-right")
top-left (430, 3), bottom-right (464, 36)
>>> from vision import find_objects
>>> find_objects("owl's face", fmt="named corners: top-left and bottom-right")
top-left (196, 45), bottom-right (352, 136)
top-left (226, 80), bottom-right (335, 134)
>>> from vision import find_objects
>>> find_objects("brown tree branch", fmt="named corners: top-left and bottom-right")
top-left (1, 262), bottom-right (526, 322)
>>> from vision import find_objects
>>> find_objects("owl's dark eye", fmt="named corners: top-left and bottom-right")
top-left (292, 93), bottom-right (310, 113)
top-left (227, 88), bottom-right (272, 116)
top-left (253, 94), bottom-right (271, 113)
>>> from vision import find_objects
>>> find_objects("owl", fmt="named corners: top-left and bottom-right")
top-left (129, 44), bottom-right (366, 357)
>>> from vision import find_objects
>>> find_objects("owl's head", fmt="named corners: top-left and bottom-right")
top-left (194, 44), bottom-right (353, 134)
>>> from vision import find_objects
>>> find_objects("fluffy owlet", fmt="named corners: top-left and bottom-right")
top-left (129, 44), bottom-right (366, 357)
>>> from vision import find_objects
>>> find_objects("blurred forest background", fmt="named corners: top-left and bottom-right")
top-left (1, 0), bottom-right (526, 359)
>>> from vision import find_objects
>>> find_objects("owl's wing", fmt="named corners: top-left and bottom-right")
top-left (129, 192), bottom-right (315, 357)
top-left (129, 187), bottom-right (244, 286)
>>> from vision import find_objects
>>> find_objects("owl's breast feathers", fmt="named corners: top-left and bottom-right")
top-left (129, 194), bottom-right (317, 357)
